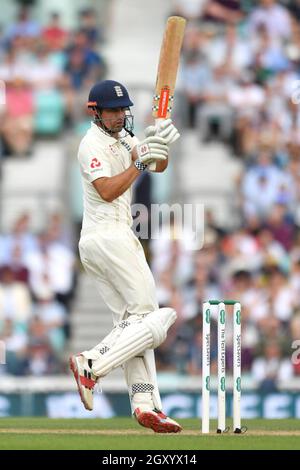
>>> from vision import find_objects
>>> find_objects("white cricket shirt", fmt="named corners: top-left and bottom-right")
top-left (78, 122), bottom-right (138, 233)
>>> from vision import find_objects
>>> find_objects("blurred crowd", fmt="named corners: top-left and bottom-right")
top-left (0, 4), bottom-right (106, 375)
top-left (0, 212), bottom-right (76, 375)
top-left (151, 0), bottom-right (300, 391)
top-left (0, 5), bottom-right (107, 157)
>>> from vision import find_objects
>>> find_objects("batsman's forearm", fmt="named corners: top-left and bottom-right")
top-left (93, 165), bottom-right (140, 202)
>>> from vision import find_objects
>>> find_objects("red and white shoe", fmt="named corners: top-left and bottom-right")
top-left (69, 354), bottom-right (97, 411)
top-left (134, 408), bottom-right (182, 433)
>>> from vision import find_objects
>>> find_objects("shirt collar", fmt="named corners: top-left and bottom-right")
top-left (90, 122), bottom-right (119, 145)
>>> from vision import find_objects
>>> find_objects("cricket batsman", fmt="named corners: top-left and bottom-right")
top-left (70, 80), bottom-right (182, 433)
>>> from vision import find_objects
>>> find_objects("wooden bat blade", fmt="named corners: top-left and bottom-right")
top-left (152, 16), bottom-right (186, 120)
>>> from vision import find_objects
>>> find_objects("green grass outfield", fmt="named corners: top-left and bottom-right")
top-left (0, 418), bottom-right (300, 450)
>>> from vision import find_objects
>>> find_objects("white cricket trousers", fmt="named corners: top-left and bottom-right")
top-left (78, 221), bottom-right (162, 411)
top-left (79, 222), bottom-right (158, 319)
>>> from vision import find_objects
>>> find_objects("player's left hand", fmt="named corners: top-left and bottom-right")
top-left (145, 119), bottom-right (180, 145)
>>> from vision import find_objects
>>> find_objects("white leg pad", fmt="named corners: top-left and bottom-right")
top-left (92, 307), bottom-right (177, 377)
top-left (144, 307), bottom-right (177, 348)
top-left (143, 349), bottom-right (163, 411)
top-left (124, 350), bottom-right (163, 413)
top-left (81, 321), bottom-right (127, 361)
top-left (123, 357), bottom-right (154, 413)
top-left (92, 320), bottom-right (153, 376)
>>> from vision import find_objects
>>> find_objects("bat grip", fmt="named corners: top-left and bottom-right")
top-left (155, 118), bottom-right (164, 127)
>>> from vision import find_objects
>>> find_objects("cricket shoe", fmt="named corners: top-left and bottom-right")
top-left (134, 408), bottom-right (182, 433)
top-left (69, 354), bottom-right (98, 411)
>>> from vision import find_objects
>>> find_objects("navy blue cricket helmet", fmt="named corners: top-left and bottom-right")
top-left (87, 80), bottom-right (133, 109)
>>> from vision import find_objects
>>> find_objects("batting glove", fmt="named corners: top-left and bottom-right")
top-left (145, 118), bottom-right (180, 145)
top-left (135, 135), bottom-right (168, 165)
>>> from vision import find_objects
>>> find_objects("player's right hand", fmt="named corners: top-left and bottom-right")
top-left (145, 119), bottom-right (180, 145)
top-left (136, 135), bottom-right (168, 164)
top-left (157, 119), bottom-right (180, 144)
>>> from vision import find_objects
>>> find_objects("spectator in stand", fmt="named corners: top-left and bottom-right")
top-left (240, 149), bottom-right (288, 219)
top-left (45, 212), bottom-right (75, 250)
top-left (0, 76), bottom-right (34, 156)
top-left (202, 0), bottom-right (245, 25)
top-left (1, 245), bottom-right (29, 284)
top-left (0, 265), bottom-right (32, 326)
top-left (256, 228), bottom-right (289, 273)
top-left (62, 32), bottom-right (106, 124)
top-left (64, 47), bottom-right (93, 91)
top-left (4, 5), bottom-right (41, 45)
top-left (42, 12), bottom-right (69, 52)
top-left (0, 318), bottom-right (28, 375)
top-left (205, 23), bottom-right (253, 72)
top-left (25, 231), bottom-right (75, 310)
top-left (179, 48), bottom-right (212, 128)
top-left (68, 30), bottom-right (106, 72)
top-left (265, 203), bottom-right (296, 252)
top-left (0, 43), bottom-right (32, 85)
top-left (227, 70), bottom-right (266, 156)
top-left (252, 340), bottom-right (293, 393)
top-left (197, 64), bottom-right (233, 142)
top-left (228, 69), bottom-right (266, 116)
top-left (28, 314), bottom-right (65, 372)
top-left (248, 0), bottom-right (292, 42)
top-left (32, 288), bottom-right (66, 353)
top-left (30, 43), bottom-right (63, 92)
top-left (0, 42), bottom-right (36, 156)
top-left (0, 213), bottom-right (38, 266)
top-left (221, 226), bottom-right (261, 275)
top-left (225, 270), bottom-right (261, 370)
top-left (25, 338), bottom-right (60, 376)
top-left (251, 24), bottom-right (290, 79)
top-left (259, 266), bottom-right (295, 332)
top-left (79, 8), bottom-right (102, 45)
top-left (251, 340), bottom-right (293, 392)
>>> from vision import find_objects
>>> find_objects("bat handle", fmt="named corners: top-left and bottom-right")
top-left (155, 118), bottom-right (164, 127)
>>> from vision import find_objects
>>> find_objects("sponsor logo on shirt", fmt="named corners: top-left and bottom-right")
top-left (120, 139), bottom-right (132, 152)
top-left (90, 158), bottom-right (101, 169)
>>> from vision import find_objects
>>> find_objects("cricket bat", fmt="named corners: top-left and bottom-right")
top-left (152, 16), bottom-right (186, 123)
